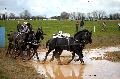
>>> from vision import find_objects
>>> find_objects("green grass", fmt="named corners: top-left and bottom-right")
top-left (0, 20), bottom-right (120, 48)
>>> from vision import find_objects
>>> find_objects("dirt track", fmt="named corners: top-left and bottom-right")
top-left (31, 46), bottom-right (120, 79)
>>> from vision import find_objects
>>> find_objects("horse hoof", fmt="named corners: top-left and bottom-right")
top-left (37, 60), bottom-right (40, 62)
top-left (14, 57), bottom-right (17, 59)
top-left (74, 59), bottom-right (79, 62)
top-left (50, 59), bottom-right (54, 62)
top-left (81, 63), bottom-right (85, 65)
top-left (63, 62), bottom-right (69, 65)
top-left (58, 62), bottom-right (62, 65)
top-left (67, 61), bottom-right (71, 64)
top-left (81, 61), bottom-right (84, 65)
top-left (5, 54), bottom-right (8, 56)
top-left (42, 61), bottom-right (46, 64)
top-left (28, 58), bottom-right (31, 60)
top-left (37, 58), bottom-right (40, 61)
top-left (22, 59), bottom-right (26, 62)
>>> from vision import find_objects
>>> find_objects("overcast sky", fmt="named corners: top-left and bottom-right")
top-left (0, 0), bottom-right (120, 17)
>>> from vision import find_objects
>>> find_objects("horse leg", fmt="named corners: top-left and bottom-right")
top-left (35, 49), bottom-right (39, 61)
top-left (74, 49), bottom-right (81, 61)
top-left (13, 49), bottom-right (20, 59)
top-left (50, 49), bottom-right (63, 62)
top-left (79, 53), bottom-right (84, 64)
top-left (6, 45), bottom-right (10, 56)
top-left (28, 52), bottom-right (35, 60)
top-left (50, 51), bottom-right (56, 62)
top-left (67, 52), bottom-right (75, 64)
top-left (28, 48), bottom-right (36, 60)
top-left (55, 51), bottom-right (62, 65)
top-left (75, 50), bottom-right (84, 64)
top-left (43, 49), bottom-right (52, 62)
top-left (57, 49), bottom-right (63, 64)
top-left (58, 49), bottom-right (63, 55)
top-left (6, 43), bottom-right (12, 56)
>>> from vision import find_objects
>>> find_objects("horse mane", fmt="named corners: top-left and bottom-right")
top-left (35, 28), bottom-right (44, 41)
top-left (74, 29), bottom-right (89, 38)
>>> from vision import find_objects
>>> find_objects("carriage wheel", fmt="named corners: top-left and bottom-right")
top-left (21, 50), bottom-right (28, 61)
top-left (8, 48), bottom-right (14, 57)
top-left (12, 48), bottom-right (21, 59)
top-left (11, 48), bottom-right (18, 59)
top-left (21, 48), bottom-right (35, 61)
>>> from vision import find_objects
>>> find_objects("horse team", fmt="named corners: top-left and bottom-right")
top-left (6, 22), bottom-right (92, 64)
top-left (6, 22), bottom-right (45, 61)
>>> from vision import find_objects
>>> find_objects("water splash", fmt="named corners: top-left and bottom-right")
top-left (31, 46), bottom-right (120, 79)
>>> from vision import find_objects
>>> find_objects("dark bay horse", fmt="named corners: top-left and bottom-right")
top-left (6, 27), bottom-right (45, 61)
top-left (27, 27), bottom-right (45, 60)
top-left (43, 29), bottom-right (92, 64)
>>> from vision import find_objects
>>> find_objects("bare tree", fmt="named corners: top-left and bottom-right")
top-left (69, 12), bottom-right (76, 20)
top-left (9, 13), bottom-right (15, 19)
top-left (77, 12), bottom-right (85, 20)
top-left (69, 12), bottom-right (85, 20)
top-left (109, 13), bottom-right (120, 20)
top-left (20, 13), bottom-right (24, 19)
top-left (20, 10), bottom-right (31, 20)
top-left (98, 10), bottom-right (106, 20)
top-left (92, 10), bottom-right (99, 20)
top-left (69, 13), bottom-right (74, 20)
top-left (91, 10), bottom-right (106, 20)
top-left (87, 12), bottom-right (93, 21)
top-left (60, 12), bottom-right (69, 20)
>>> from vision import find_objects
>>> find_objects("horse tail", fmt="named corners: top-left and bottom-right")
top-left (46, 39), bottom-right (50, 48)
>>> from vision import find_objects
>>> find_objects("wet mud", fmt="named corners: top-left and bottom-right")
top-left (31, 46), bottom-right (120, 79)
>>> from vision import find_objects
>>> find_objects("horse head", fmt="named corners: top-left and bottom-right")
top-left (26, 22), bottom-right (32, 31)
top-left (35, 27), bottom-right (46, 41)
top-left (74, 29), bottom-right (92, 44)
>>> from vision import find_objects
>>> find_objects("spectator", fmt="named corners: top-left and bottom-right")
top-left (101, 21), bottom-right (107, 31)
top-left (75, 20), bottom-right (79, 32)
top-left (80, 20), bottom-right (84, 31)
top-left (17, 21), bottom-right (21, 32)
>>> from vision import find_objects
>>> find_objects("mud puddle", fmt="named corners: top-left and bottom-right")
top-left (31, 46), bottom-right (120, 79)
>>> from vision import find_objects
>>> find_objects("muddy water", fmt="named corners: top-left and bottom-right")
top-left (31, 46), bottom-right (120, 79)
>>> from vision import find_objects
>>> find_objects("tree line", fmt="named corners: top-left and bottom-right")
top-left (0, 10), bottom-right (120, 20)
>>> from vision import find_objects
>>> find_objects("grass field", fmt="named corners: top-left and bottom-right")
top-left (0, 20), bottom-right (120, 48)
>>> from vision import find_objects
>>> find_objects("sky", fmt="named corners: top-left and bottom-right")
top-left (0, 0), bottom-right (120, 18)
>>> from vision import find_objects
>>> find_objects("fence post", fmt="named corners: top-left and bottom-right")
top-left (94, 26), bottom-right (96, 32)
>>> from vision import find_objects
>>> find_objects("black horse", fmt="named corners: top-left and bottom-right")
top-left (27, 27), bottom-right (45, 60)
top-left (6, 27), bottom-right (45, 61)
top-left (43, 29), bottom-right (92, 64)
